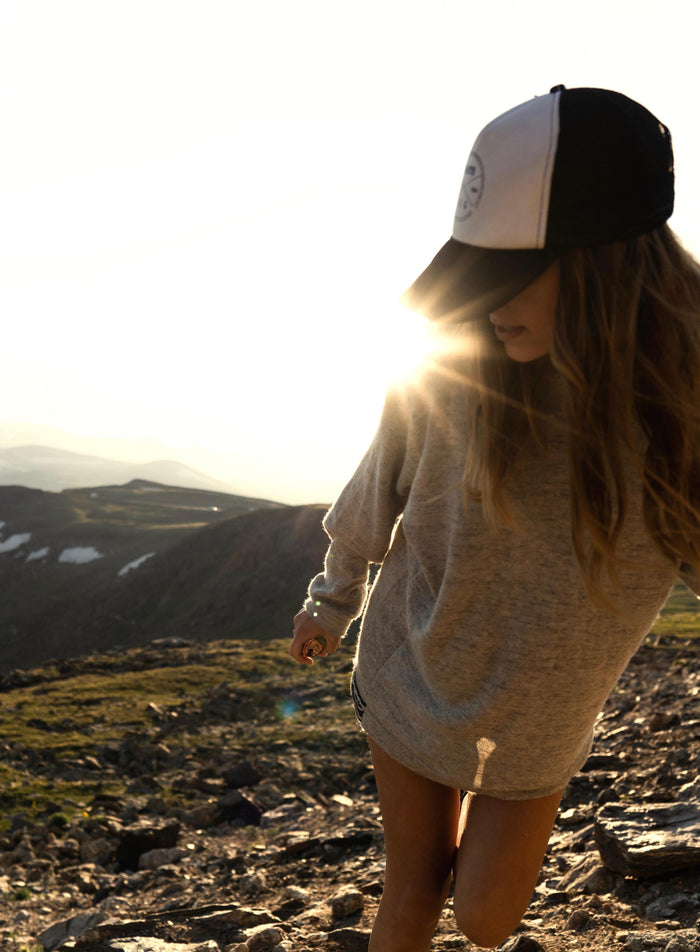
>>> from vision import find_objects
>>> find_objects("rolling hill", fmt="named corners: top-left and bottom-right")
top-left (0, 481), bottom-right (329, 672)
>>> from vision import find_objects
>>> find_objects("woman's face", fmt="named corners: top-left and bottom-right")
top-left (489, 262), bottom-right (560, 362)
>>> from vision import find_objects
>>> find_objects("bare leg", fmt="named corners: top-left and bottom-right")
top-left (368, 737), bottom-right (563, 951)
top-left (452, 786), bottom-right (563, 948)
top-left (368, 737), bottom-right (460, 952)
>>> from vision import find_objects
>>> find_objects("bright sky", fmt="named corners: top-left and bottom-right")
top-left (1, 0), bottom-right (699, 504)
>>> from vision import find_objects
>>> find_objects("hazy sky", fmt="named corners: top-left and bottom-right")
top-left (2, 0), bottom-right (699, 503)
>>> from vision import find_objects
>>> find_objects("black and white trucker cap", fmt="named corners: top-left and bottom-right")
top-left (401, 85), bottom-right (674, 322)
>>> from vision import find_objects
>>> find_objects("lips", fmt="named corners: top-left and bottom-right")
top-left (492, 323), bottom-right (525, 342)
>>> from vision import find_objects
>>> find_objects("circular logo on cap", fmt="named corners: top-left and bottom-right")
top-left (455, 151), bottom-right (484, 223)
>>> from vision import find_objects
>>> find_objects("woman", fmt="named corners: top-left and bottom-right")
top-left (289, 86), bottom-right (700, 951)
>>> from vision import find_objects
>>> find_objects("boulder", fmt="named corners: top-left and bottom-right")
top-left (115, 822), bottom-right (180, 871)
top-left (138, 846), bottom-right (189, 869)
top-left (499, 937), bottom-right (545, 952)
top-left (215, 790), bottom-right (263, 826)
top-left (36, 909), bottom-right (107, 950)
top-left (556, 853), bottom-right (619, 894)
top-left (244, 924), bottom-right (286, 951)
top-left (325, 927), bottom-right (371, 952)
top-left (594, 801), bottom-right (700, 877)
top-left (222, 761), bottom-right (261, 788)
top-left (330, 885), bottom-right (364, 919)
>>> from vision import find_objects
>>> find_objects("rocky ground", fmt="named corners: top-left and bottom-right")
top-left (0, 631), bottom-right (699, 952)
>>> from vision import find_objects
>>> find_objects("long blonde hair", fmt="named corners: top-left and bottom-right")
top-left (463, 225), bottom-right (700, 604)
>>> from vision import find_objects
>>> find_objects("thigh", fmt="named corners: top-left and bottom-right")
top-left (369, 737), bottom-right (461, 894)
top-left (452, 787), bottom-right (563, 946)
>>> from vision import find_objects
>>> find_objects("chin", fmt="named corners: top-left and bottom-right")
top-left (504, 344), bottom-right (550, 363)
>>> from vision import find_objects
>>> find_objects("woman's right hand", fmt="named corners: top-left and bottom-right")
top-left (289, 609), bottom-right (339, 665)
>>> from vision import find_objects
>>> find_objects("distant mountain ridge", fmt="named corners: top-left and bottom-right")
top-left (0, 444), bottom-right (233, 494)
top-left (0, 480), bottom-right (328, 672)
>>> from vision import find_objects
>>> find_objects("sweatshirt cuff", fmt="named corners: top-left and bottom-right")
top-left (302, 596), bottom-right (356, 639)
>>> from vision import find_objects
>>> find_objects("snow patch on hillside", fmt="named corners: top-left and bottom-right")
top-left (118, 552), bottom-right (155, 577)
top-left (58, 547), bottom-right (103, 564)
top-left (0, 532), bottom-right (31, 553)
top-left (26, 547), bottom-right (50, 562)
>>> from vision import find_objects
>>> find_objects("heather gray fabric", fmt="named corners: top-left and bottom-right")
top-left (304, 359), bottom-right (695, 799)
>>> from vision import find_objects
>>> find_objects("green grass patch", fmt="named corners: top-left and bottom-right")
top-left (0, 641), bottom-right (335, 750)
top-left (0, 638), bottom-right (355, 826)
top-left (649, 611), bottom-right (700, 639)
top-left (9, 887), bottom-right (32, 902)
top-left (0, 777), bottom-right (125, 826)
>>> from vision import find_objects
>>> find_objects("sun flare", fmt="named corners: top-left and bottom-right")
top-left (326, 298), bottom-right (475, 459)
top-left (368, 302), bottom-right (450, 388)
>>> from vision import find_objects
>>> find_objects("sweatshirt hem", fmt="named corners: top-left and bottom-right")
top-left (360, 701), bottom-right (580, 801)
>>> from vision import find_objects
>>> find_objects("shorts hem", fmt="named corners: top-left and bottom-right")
top-left (350, 669), bottom-right (367, 725)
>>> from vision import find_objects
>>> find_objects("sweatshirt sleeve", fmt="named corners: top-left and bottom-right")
top-left (303, 384), bottom-right (418, 637)
top-left (304, 537), bottom-right (374, 637)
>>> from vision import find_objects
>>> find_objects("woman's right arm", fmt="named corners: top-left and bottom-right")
top-left (290, 382), bottom-right (419, 662)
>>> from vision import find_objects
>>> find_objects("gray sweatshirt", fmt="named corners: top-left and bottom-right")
top-left (304, 358), bottom-right (698, 799)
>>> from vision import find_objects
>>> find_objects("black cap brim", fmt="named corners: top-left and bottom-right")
top-left (400, 238), bottom-right (559, 322)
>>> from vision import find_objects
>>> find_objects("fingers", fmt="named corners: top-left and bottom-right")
top-left (289, 628), bottom-right (314, 665)
top-left (289, 610), bottom-right (339, 665)
top-left (302, 635), bottom-right (329, 661)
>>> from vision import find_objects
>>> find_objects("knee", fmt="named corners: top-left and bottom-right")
top-left (452, 892), bottom-right (521, 949)
top-left (381, 877), bottom-right (451, 931)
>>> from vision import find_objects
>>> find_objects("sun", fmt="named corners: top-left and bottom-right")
top-left (300, 299), bottom-right (454, 481)
top-left (366, 302), bottom-right (449, 389)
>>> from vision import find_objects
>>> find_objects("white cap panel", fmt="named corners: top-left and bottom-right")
top-left (452, 92), bottom-right (560, 250)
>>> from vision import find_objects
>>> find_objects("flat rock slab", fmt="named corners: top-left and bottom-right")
top-left (70, 904), bottom-right (279, 951)
top-left (105, 941), bottom-right (219, 952)
top-left (595, 800), bottom-right (700, 877)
